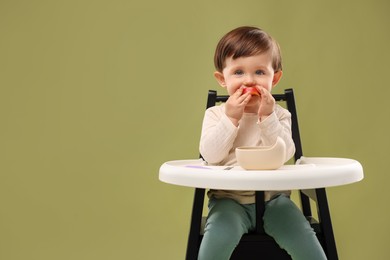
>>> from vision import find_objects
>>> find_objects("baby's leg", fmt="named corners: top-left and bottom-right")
top-left (197, 198), bottom-right (255, 260)
top-left (263, 194), bottom-right (327, 260)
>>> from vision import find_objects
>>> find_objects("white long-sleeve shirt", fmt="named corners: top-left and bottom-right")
top-left (199, 103), bottom-right (295, 203)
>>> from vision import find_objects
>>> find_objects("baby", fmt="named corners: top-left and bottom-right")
top-left (198, 26), bottom-right (327, 260)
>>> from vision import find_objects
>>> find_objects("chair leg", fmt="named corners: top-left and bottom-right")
top-left (186, 188), bottom-right (205, 260)
top-left (255, 191), bottom-right (265, 234)
top-left (315, 188), bottom-right (338, 260)
top-left (299, 190), bottom-right (312, 218)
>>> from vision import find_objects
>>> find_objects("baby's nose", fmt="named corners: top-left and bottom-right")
top-left (243, 76), bottom-right (256, 86)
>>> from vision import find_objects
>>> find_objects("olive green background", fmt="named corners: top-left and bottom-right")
top-left (1, 0), bottom-right (389, 259)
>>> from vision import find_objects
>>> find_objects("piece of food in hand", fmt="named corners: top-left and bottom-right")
top-left (242, 87), bottom-right (260, 96)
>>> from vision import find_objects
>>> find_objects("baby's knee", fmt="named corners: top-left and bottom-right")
top-left (264, 195), bottom-right (301, 219)
top-left (204, 213), bottom-right (247, 241)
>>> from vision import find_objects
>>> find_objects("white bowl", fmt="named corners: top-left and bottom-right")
top-left (235, 137), bottom-right (286, 170)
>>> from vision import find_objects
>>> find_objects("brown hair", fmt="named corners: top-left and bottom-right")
top-left (214, 26), bottom-right (282, 73)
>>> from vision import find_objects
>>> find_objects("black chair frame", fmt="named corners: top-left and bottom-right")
top-left (186, 88), bottom-right (338, 260)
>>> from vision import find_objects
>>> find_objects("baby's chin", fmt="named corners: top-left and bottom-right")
top-left (248, 95), bottom-right (261, 103)
top-left (244, 99), bottom-right (260, 112)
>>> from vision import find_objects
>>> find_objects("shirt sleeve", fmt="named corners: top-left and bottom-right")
top-left (257, 106), bottom-right (296, 163)
top-left (199, 106), bottom-right (239, 165)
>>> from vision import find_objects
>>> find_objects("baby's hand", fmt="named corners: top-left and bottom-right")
top-left (225, 87), bottom-right (251, 126)
top-left (258, 88), bottom-right (275, 121)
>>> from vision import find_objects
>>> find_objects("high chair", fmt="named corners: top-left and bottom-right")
top-left (186, 88), bottom-right (338, 260)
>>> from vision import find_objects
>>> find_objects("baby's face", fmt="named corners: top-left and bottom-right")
top-left (220, 53), bottom-right (276, 96)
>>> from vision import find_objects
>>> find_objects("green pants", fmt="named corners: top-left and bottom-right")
top-left (198, 194), bottom-right (327, 260)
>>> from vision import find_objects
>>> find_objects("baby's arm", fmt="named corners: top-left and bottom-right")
top-left (258, 88), bottom-right (276, 122)
top-left (224, 87), bottom-right (251, 126)
top-left (258, 108), bottom-right (296, 162)
top-left (199, 107), bottom-right (238, 165)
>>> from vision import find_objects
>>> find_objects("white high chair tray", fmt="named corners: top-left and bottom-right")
top-left (159, 157), bottom-right (364, 190)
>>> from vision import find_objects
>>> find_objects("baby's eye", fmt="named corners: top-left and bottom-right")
top-left (234, 70), bottom-right (244, 75)
top-left (255, 70), bottom-right (265, 75)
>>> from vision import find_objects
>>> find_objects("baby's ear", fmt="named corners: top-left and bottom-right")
top-left (272, 70), bottom-right (283, 87)
top-left (214, 71), bottom-right (226, 88)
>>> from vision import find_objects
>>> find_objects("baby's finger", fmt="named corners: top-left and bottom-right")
top-left (234, 87), bottom-right (244, 96)
top-left (242, 93), bottom-right (252, 104)
top-left (237, 91), bottom-right (251, 103)
top-left (260, 87), bottom-right (269, 96)
top-left (260, 88), bottom-right (271, 99)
